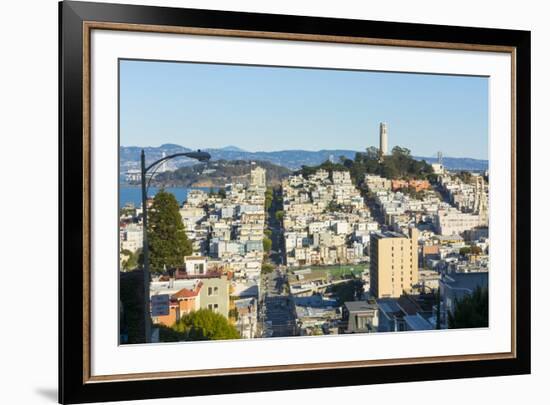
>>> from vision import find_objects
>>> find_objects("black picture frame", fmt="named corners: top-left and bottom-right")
top-left (59, 1), bottom-right (531, 403)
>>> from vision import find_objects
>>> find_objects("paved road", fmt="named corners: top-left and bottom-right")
top-left (365, 194), bottom-right (386, 228)
top-left (261, 269), bottom-right (297, 337)
top-left (267, 187), bottom-right (284, 265)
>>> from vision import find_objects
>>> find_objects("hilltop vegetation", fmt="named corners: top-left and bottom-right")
top-left (299, 146), bottom-right (435, 186)
top-left (152, 160), bottom-right (291, 187)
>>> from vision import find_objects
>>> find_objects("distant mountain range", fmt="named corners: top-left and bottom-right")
top-left (120, 144), bottom-right (488, 173)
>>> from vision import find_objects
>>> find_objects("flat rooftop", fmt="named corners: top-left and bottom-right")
top-left (376, 298), bottom-right (402, 315)
top-left (344, 301), bottom-right (377, 312)
top-left (371, 231), bottom-right (407, 240)
top-left (442, 272), bottom-right (488, 291)
top-left (150, 279), bottom-right (198, 296)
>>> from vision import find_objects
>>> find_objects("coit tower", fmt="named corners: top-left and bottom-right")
top-left (379, 122), bottom-right (388, 157)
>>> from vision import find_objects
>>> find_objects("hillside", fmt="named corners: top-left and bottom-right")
top-left (150, 160), bottom-right (291, 187)
top-left (299, 146), bottom-right (435, 186)
top-left (120, 144), bottom-right (489, 172)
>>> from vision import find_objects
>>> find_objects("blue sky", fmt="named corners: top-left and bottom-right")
top-left (120, 59), bottom-right (488, 159)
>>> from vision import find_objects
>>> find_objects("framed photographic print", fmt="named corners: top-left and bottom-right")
top-left (59, 0), bottom-right (531, 403)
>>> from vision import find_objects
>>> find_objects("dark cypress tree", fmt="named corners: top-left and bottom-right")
top-left (148, 190), bottom-right (192, 272)
top-left (448, 286), bottom-right (489, 329)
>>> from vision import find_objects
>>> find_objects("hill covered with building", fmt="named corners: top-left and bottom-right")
top-left (119, 144), bottom-right (488, 173)
top-left (151, 160), bottom-right (291, 187)
top-left (298, 145), bottom-right (435, 189)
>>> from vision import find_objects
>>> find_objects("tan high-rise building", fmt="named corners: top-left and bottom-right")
top-left (370, 228), bottom-right (419, 298)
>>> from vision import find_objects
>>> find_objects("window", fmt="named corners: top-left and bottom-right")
top-left (208, 287), bottom-right (213, 296)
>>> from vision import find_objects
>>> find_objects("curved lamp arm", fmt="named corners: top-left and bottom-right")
top-left (145, 150), bottom-right (211, 173)
top-left (144, 150), bottom-right (212, 193)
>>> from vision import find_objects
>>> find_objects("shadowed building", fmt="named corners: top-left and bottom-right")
top-left (342, 301), bottom-right (379, 333)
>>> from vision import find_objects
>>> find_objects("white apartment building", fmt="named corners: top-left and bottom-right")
top-left (250, 165), bottom-right (266, 188)
top-left (435, 209), bottom-right (482, 236)
top-left (120, 223), bottom-right (143, 252)
top-left (365, 174), bottom-right (391, 192)
top-left (186, 190), bottom-right (208, 206)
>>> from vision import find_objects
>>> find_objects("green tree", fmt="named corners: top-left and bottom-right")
top-left (380, 159), bottom-right (399, 179)
top-left (391, 146), bottom-right (411, 157)
top-left (155, 324), bottom-right (186, 342)
top-left (121, 248), bottom-right (142, 271)
top-left (456, 171), bottom-right (473, 184)
top-left (275, 210), bottom-right (285, 223)
top-left (173, 309), bottom-right (240, 341)
top-left (121, 249), bottom-right (137, 271)
top-left (363, 147), bottom-right (382, 174)
top-left (297, 145), bottom-right (433, 194)
top-left (261, 263), bottom-right (275, 273)
top-left (327, 279), bottom-right (364, 305)
top-left (460, 245), bottom-right (482, 256)
top-left (448, 286), bottom-right (488, 329)
top-left (299, 165), bottom-right (317, 179)
top-left (470, 245), bottom-right (483, 255)
top-left (264, 188), bottom-right (273, 211)
top-left (263, 237), bottom-right (272, 254)
top-left (148, 190), bottom-right (192, 272)
top-left (365, 146), bottom-right (380, 160)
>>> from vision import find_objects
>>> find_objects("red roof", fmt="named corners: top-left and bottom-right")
top-left (175, 269), bottom-right (225, 279)
top-left (171, 281), bottom-right (202, 299)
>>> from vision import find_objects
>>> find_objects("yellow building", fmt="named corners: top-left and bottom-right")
top-left (370, 228), bottom-right (419, 298)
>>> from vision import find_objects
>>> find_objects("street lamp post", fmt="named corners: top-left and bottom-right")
top-left (140, 149), bottom-right (210, 343)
